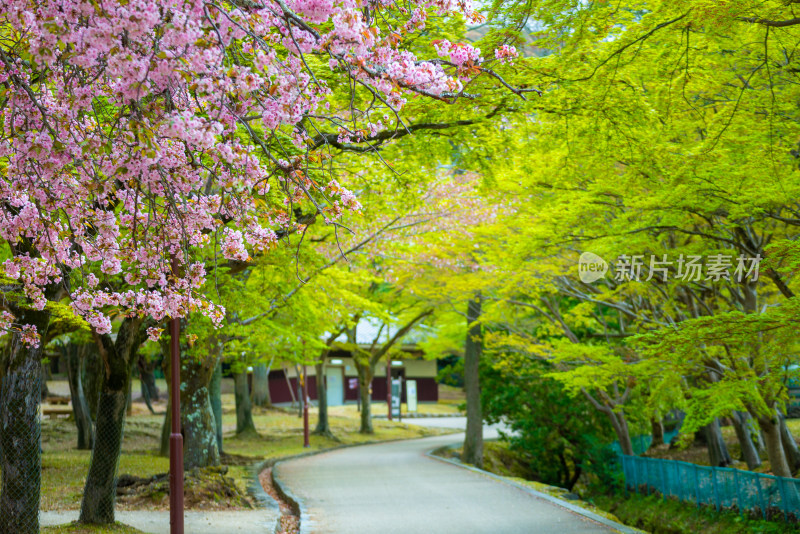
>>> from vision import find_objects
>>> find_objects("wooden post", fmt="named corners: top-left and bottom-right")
top-left (386, 361), bottom-right (392, 421)
top-left (169, 255), bottom-right (184, 534)
top-left (303, 365), bottom-right (309, 448)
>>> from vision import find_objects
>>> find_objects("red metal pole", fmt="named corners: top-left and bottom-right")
top-left (170, 255), bottom-right (184, 534)
top-left (386, 361), bottom-right (392, 421)
top-left (302, 365), bottom-right (310, 448)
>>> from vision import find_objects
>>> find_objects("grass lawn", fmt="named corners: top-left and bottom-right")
top-left (589, 493), bottom-right (799, 534)
top-left (40, 381), bottom-right (456, 512)
top-left (42, 523), bottom-right (146, 534)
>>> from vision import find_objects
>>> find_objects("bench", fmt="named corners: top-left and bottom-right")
top-left (41, 406), bottom-right (73, 419)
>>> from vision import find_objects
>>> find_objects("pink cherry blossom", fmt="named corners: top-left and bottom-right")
top-left (0, 0), bottom-right (521, 340)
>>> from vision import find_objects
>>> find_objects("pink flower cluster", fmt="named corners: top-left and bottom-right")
top-left (434, 39), bottom-right (483, 66)
top-left (0, 312), bottom-right (40, 348)
top-left (0, 0), bottom-right (500, 341)
top-left (494, 45), bottom-right (518, 64)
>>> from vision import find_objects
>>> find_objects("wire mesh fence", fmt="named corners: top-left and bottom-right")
top-left (620, 454), bottom-right (800, 522)
top-left (0, 360), bottom-right (43, 534)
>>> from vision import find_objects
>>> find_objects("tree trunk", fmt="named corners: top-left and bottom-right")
top-left (41, 365), bottom-right (50, 400)
top-left (702, 418), bottom-right (732, 467)
top-left (295, 365), bottom-right (303, 418)
top-left (181, 355), bottom-right (220, 469)
top-left (462, 293), bottom-right (483, 468)
top-left (251, 362), bottom-right (272, 407)
top-left (138, 355), bottom-right (159, 414)
top-left (608, 408), bottom-right (634, 456)
top-left (650, 418), bottom-right (664, 449)
top-left (233, 371), bottom-right (256, 435)
top-left (758, 412), bottom-right (793, 478)
top-left (82, 345), bottom-right (102, 422)
top-left (126, 374), bottom-right (133, 416)
top-left (731, 411), bottom-right (762, 470)
top-left (0, 307), bottom-right (50, 534)
top-left (356, 363), bottom-right (373, 434)
top-left (79, 318), bottom-right (142, 524)
top-left (314, 362), bottom-right (332, 437)
top-left (159, 352), bottom-right (172, 458)
top-left (210, 361), bottom-right (223, 455)
top-left (778, 409), bottom-right (800, 474)
top-left (160, 404), bottom-right (171, 457)
top-left (65, 343), bottom-right (95, 450)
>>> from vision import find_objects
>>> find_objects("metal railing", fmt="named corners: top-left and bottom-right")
top-left (620, 454), bottom-right (800, 522)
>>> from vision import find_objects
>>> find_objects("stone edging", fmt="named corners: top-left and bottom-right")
top-left (247, 459), bottom-right (284, 533)
top-left (426, 445), bottom-right (643, 534)
top-left (374, 412), bottom-right (464, 419)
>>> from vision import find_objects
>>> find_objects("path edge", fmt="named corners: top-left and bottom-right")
top-left (256, 431), bottom-right (459, 534)
top-left (426, 445), bottom-right (643, 534)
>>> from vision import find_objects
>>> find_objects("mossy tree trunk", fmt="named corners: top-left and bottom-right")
top-left (181, 350), bottom-right (221, 470)
top-left (251, 361), bottom-right (272, 408)
top-left (0, 305), bottom-right (51, 534)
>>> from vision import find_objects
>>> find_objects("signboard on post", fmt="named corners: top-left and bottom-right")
top-left (406, 380), bottom-right (417, 413)
top-left (391, 378), bottom-right (402, 419)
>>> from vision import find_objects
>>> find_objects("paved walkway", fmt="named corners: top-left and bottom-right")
top-left (40, 509), bottom-right (276, 533)
top-left (274, 429), bottom-right (627, 534)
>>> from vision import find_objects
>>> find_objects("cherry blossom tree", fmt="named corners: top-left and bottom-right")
top-left (0, 0), bottom-right (527, 529)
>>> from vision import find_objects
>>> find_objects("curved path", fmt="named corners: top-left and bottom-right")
top-left (275, 425), bottom-right (631, 534)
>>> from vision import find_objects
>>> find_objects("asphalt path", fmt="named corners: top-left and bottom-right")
top-left (275, 420), bottom-right (628, 534)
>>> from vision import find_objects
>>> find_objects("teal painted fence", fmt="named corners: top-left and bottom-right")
top-left (620, 454), bottom-right (800, 522)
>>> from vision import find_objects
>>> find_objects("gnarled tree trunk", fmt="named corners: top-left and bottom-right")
top-left (778, 409), bottom-right (800, 474)
top-left (181, 352), bottom-right (220, 469)
top-left (607, 407), bottom-right (634, 456)
top-left (703, 418), bottom-right (732, 467)
top-left (731, 411), bottom-right (762, 470)
top-left (755, 411), bottom-right (792, 478)
top-left (0, 306), bottom-right (50, 534)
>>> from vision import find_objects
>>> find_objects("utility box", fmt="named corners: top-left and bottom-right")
top-left (391, 378), bottom-right (402, 418)
top-left (406, 380), bottom-right (418, 413)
